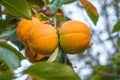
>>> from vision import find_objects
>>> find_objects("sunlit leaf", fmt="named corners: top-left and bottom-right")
top-left (0, 0), bottom-right (32, 19)
top-left (49, 0), bottom-right (65, 13)
top-left (47, 47), bottom-right (59, 62)
top-left (24, 62), bottom-right (80, 80)
top-left (80, 0), bottom-right (99, 25)
top-left (112, 19), bottom-right (120, 33)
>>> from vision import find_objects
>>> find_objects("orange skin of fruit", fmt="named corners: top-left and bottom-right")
top-left (27, 23), bottom-right (58, 55)
top-left (25, 47), bottom-right (45, 62)
top-left (16, 17), bottom-right (58, 60)
top-left (16, 17), bottom-right (40, 46)
top-left (60, 20), bottom-right (90, 54)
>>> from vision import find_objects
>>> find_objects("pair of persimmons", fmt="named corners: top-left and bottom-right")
top-left (16, 17), bottom-right (90, 62)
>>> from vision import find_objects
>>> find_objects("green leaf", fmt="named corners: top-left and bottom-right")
top-left (35, 13), bottom-right (50, 21)
top-left (27, 0), bottom-right (44, 8)
top-left (80, 0), bottom-right (99, 25)
top-left (7, 17), bottom-right (18, 28)
top-left (0, 19), bottom-right (7, 34)
top-left (0, 42), bottom-right (24, 70)
top-left (0, 17), bottom-right (18, 41)
top-left (56, 16), bottom-right (64, 27)
top-left (0, 42), bottom-right (24, 60)
top-left (112, 19), bottom-right (120, 33)
top-left (110, 52), bottom-right (120, 65)
top-left (94, 65), bottom-right (113, 73)
top-left (24, 62), bottom-right (80, 80)
top-left (0, 0), bottom-right (32, 19)
top-left (64, 0), bottom-right (76, 4)
top-left (57, 50), bottom-right (72, 66)
top-left (40, 13), bottom-right (50, 21)
top-left (0, 16), bottom-right (18, 34)
top-left (56, 16), bottom-right (71, 27)
top-left (0, 48), bottom-right (19, 71)
top-left (0, 70), bottom-right (14, 80)
top-left (0, 29), bottom-right (17, 41)
top-left (42, 0), bottom-right (49, 7)
top-left (0, 6), bottom-right (2, 17)
top-left (86, 9), bottom-right (99, 25)
top-left (49, 0), bottom-right (64, 13)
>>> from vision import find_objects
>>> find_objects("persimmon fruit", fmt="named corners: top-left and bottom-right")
top-left (25, 48), bottom-right (45, 62)
top-left (27, 23), bottom-right (58, 55)
top-left (16, 17), bottom-right (58, 57)
top-left (16, 17), bottom-right (40, 46)
top-left (60, 20), bottom-right (90, 54)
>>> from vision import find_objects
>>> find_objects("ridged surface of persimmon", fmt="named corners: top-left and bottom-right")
top-left (16, 17), bottom-right (40, 46)
top-left (27, 23), bottom-right (58, 55)
top-left (16, 17), bottom-right (58, 59)
top-left (60, 20), bottom-right (90, 54)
